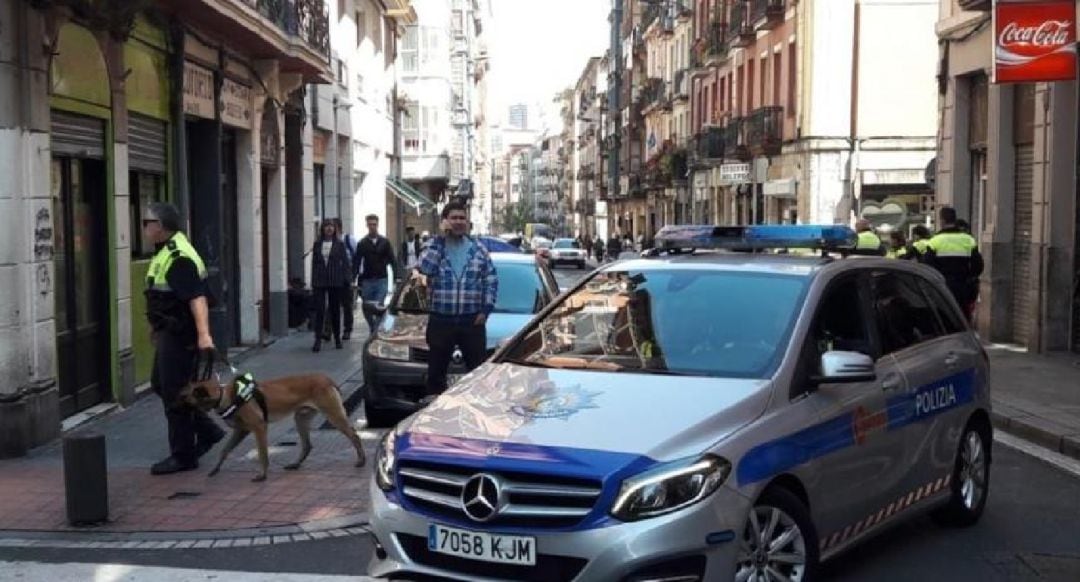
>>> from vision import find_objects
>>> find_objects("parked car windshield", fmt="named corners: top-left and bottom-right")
top-left (553, 239), bottom-right (580, 249)
top-left (501, 268), bottom-right (808, 379)
top-left (392, 260), bottom-right (545, 315)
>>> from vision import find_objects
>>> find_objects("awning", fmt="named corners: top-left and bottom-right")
top-left (386, 178), bottom-right (436, 212)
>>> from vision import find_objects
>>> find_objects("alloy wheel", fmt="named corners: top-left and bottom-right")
top-left (736, 504), bottom-right (807, 582)
top-left (959, 430), bottom-right (987, 510)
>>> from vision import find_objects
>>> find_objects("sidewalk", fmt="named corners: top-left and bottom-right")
top-left (0, 328), bottom-right (375, 548)
top-left (2, 561), bottom-right (373, 581)
top-left (988, 345), bottom-right (1080, 460)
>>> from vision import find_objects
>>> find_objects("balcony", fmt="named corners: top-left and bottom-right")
top-left (751, 0), bottom-right (785, 31)
top-left (745, 106), bottom-right (784, 156)
top-left (704, 22), bottom-right (728, 66)
top-left (957, 0), bottom-right (991, 10)
top-left (639, 77), bottom-right (668, 115)
top-left (723, 117), bottom-right (749, 160)
top-left (157, 0), bottom-right (334, 82)
top-left (642, 3), bottom-right (662, 31)
top-left (695, 126), bottom-right (725, 162)
top-left (727, 1), bottom-right (755, 48)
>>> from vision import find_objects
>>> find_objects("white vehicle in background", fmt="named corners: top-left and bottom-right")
top-left (548, 238), bottom-right (588, 270)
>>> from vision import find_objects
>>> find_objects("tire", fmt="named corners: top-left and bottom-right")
top-left (363, 397), bottom-right (401, 429)
top-left (737, 487), bottom-right (819, 582)
top-left (578, 261), bottom-right (586, 270)
top-left (932, 418), bottom-right (991, 527)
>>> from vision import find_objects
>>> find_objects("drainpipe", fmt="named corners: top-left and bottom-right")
top-left (836, 0), bottom-right (862, 225)
top-left (330, 91), bottom-right (340, 220)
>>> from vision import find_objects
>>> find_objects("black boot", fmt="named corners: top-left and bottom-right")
top-left (151, 456), bottom-right (198, 475)
top-left (312, 340), bottom-right (322, 353)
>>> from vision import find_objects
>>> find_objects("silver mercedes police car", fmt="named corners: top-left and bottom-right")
top-left (366, 225), bottom-right (991, 581)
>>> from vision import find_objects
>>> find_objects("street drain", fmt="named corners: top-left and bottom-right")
top-left (167, 491), bottom-right (201, 500)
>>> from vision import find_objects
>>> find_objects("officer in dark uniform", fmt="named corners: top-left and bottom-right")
top-left (143, 202), bottom-right (224, 475)
top-left (925, 206), bottom-right (984, 323)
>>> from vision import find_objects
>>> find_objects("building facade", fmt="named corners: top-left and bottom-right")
top-left (936, 0), bottom-right (1079, 354)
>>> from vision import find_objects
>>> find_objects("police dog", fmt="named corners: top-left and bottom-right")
top-left (181, 360), bottom-right (366, 482)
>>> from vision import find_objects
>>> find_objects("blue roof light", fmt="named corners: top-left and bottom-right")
top-left (654, 224), bottom-right (858, 252)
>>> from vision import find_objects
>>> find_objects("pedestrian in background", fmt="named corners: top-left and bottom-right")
top-left (910, 225), bottom-right (932, 260)
top-left (353, 214), bottom-right (396, 333)
top-left (401, 226), bottom-right (421, 271)
top-left (607, 233), bottom-right (622, 261)
top-left (334, 218), bottom-right (357, 341)
top-left (310, 219), bottom-right (351, 352)
top-left (926, 207), bottom-right (983, 324)
top-left (142, 202), bottom-right (224, 475)
top-left (886, 230), bottom-right (916, 260)
top-left (853, 218), bottom-right (886, 256)
top-left (413, 201), bottom-right (498, 399)
top-left (593, 235), bottom-right (605, 263)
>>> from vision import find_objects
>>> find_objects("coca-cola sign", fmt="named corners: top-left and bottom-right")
top-left (994, 0), bottom-right (1077, 83)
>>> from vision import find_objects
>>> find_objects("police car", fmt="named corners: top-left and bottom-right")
top-left (366, 225), bottom-right (991, 581)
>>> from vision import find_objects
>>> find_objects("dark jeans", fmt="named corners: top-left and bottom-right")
top-left (151, 332), bottom-right (222, 464)
top-left (313, 286), bottom-right (343, 343)
top-left (341, 285), bottom-right (355, 334)
top-left (425, 314), bottom-right (487, 396)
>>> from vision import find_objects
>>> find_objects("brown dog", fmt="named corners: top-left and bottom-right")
top-left (182, 372), bottom-right (366, 482)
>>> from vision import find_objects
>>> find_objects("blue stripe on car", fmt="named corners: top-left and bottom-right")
top-left (394, 432), bottom-right (659, 533)
top-left (736, 369), bottom-right (977, 486)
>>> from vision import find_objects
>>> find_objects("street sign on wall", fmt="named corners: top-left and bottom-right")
top-left (994, 0), bottom-right (1077, 83)
top-left (718, 163), bottom-right (750, 185)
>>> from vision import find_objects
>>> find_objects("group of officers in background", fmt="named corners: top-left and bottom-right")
top-left (854, 206), bottom-right (983, 323)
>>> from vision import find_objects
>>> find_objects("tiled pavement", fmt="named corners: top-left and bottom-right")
top-left (988, 346), bottom-right (1080, 460)
top-left (0, 329), bottom-right (377, 548)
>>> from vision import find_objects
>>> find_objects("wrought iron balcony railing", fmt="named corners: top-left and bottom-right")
top-left (751, 0), bottom-right (785, 30)
top-left (723, 116), bottom-right (749, 160)
top-left (246, 0), bottom-right (331, 61)
top-left (745, 106), bottom-right (784, 156)
top-left (695, 126), bottom-right (725, 161)
top-left (639, 77), bottom-right (667, 111)
top-left (727, 1), bottom-right (755, 48)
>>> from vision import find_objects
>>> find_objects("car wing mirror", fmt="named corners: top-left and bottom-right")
top-left (811, 351), bottom-right (876, 385)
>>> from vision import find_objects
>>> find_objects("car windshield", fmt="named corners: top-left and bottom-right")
top-left (392, 261), bottom-right (545, 315)
top-left (554, 239), bottom-right (580, 249)
top-left (501, 268), bottom-right (808, 379)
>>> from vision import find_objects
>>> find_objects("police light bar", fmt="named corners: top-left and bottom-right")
top-left (654, 224), bottom-right (858, 251)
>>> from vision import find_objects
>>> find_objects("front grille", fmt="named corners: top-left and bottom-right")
top-left (410, 348), bottom-right (497, 365)
top-left (398, 461), bottom-right (603, 529)
top-left (397, 533), bottom-right (589, 581)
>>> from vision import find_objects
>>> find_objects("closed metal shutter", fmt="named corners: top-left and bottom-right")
top-left (128, 114), bottom-right (167, 173)
top-left (1012, 144), bottom-right (1035, 347)
top-left (50, 110), bottom-right (105, 158)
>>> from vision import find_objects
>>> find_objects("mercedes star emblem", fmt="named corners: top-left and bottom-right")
top-left (461, 473), bottom-right (502, 522)
top-left (451, 348), bottom-right (465, 366)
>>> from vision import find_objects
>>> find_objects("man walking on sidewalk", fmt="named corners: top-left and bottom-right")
top-left (926, 206), bottom-right (983, 323)
top-left (335, 218), bottom-right (358, 341)
top-left (353, 214), bottom-right (397, 333)
top-left (142, 202), bottom-right (224, 475)
top-left (414, 202), bottom-right (498, 399)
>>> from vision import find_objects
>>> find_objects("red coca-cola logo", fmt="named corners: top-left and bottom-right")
top-left (995, 1), bottom-right (1077, 83)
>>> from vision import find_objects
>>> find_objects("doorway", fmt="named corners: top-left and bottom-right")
top-left (260, 168), bottom-right (271, 336)
top-left (221, 129), bottom-right (240, 345)
top-left (51, 157), bottom-right (111, 417)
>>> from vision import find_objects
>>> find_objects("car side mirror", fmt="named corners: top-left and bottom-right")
top-left (812, 351), bottom-right (876, 385)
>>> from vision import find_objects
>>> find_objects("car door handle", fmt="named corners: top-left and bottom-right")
top-left (944, 353), bottom-right (960, 367)
top-left (882, 374), bottom-right (903, 391)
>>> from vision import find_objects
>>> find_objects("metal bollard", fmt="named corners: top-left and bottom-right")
top-left (63, 432), bottom-right (109, 526)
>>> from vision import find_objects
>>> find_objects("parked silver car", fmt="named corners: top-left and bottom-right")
top-left (366, 225), bottom-right (992, 581)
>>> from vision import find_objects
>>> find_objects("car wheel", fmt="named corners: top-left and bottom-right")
top-left (737, 487), bottom-right (819, 582)
top-left (363, 396), bottom-right (400, 429)
top-left (932, 418), bottom-right (991, 527)
top-left (578, 261), bottom-right (586, 270)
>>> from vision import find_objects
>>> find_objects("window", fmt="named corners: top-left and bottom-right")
top-left (773, 51), bottom-right (782, 106)
top-left (129, 172), bottom-right (162, 258)
top-left (356, 10), bottom-right (366, 46)
top-left (787, 41), bottom-right (796, 117)
top-left (811, 276), bottom-right (871, 359)
top-left (502, 269), bottom-right (809, 379)
top-left (870, 271), bottom-right (945, 354)
top-left (759, 58), bottom-right (767, 109)
top-left (917, 278), bottom-right (967, 335)
top-left (401, 26), bottom-right (418, 73)
top-left (402, 100), bottom-right (420, 152)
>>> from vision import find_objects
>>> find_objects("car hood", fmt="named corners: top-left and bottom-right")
top-left (377, 312), bottom-right (534, 351)
top-left (401, 363), bottom-right (772, 462)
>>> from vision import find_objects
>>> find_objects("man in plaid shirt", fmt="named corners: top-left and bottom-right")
top-left (413, 201), bottom-right (498, 397)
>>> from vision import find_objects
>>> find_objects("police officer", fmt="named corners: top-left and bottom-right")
top-left (143, 202), bottom-right (224, 475)
top-left (925, 206), bottom-right (984, 323)
top-left (910, 224), bottom-right (932, 259)
top-left (853, 218), bottom-right (886, 256)
top-left (886, 230), bottom-right (917, 260)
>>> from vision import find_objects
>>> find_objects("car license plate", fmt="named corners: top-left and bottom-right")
top-left (428, 523), bottom-right (536, 566)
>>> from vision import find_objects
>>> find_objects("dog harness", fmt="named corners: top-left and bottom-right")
top-left (219, 372), bottom-right (269, 422)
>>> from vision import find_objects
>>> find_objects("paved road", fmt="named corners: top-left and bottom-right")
top-left (6, 268), bottom-right (1080, 581)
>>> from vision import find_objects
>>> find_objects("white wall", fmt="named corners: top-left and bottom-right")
top-left (805, 0), bottom-right (856, 137)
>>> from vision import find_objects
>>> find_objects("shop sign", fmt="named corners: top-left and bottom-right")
top-left (994, 1), bottom-right (1076, 83)
top-left (183, 61), bottom-right (215, 119)
top-left (221, 78), bottom-right (252, 129)
top-left (718, 163), bottom-right (750, 185)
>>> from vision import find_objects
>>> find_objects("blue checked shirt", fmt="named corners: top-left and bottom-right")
top-left (417, 236), bottom-right (498, 317)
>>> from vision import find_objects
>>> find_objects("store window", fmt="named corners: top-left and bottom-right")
top-left (129, 172), bottom-right (163, 258)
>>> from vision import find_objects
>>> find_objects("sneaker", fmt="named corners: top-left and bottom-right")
top-left (150, 456), bottom-right (198, 475)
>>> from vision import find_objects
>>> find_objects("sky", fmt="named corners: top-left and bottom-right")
top-left (487, 0), bottom-right (611, 128)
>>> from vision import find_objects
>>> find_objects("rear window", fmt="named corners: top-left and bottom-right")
top-left (554, 239), bottom-right (580, 249)
top-left (502, 268), bottom-right (809, 379)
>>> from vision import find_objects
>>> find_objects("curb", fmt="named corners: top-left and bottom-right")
top-left (0, 512), bottom-right (370, 550)
top-left (991, 410), bottom-right (1080, 461)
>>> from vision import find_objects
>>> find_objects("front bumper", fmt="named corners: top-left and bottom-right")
top-left (366, 479), bottom-right (747, 581)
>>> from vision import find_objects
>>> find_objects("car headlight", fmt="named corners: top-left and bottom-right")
top-left (368, 339), bottom-right (410, 361)
top-left (375, 430), bottom-right (398, 492)
top-left (610, 455), bottom-right (731, 521)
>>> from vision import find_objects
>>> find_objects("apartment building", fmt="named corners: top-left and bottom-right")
top-left (573, 57), bottom-right (610, 241)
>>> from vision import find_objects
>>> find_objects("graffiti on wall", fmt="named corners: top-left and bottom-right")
top-left (33, 207), bottom-right (53, 260)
